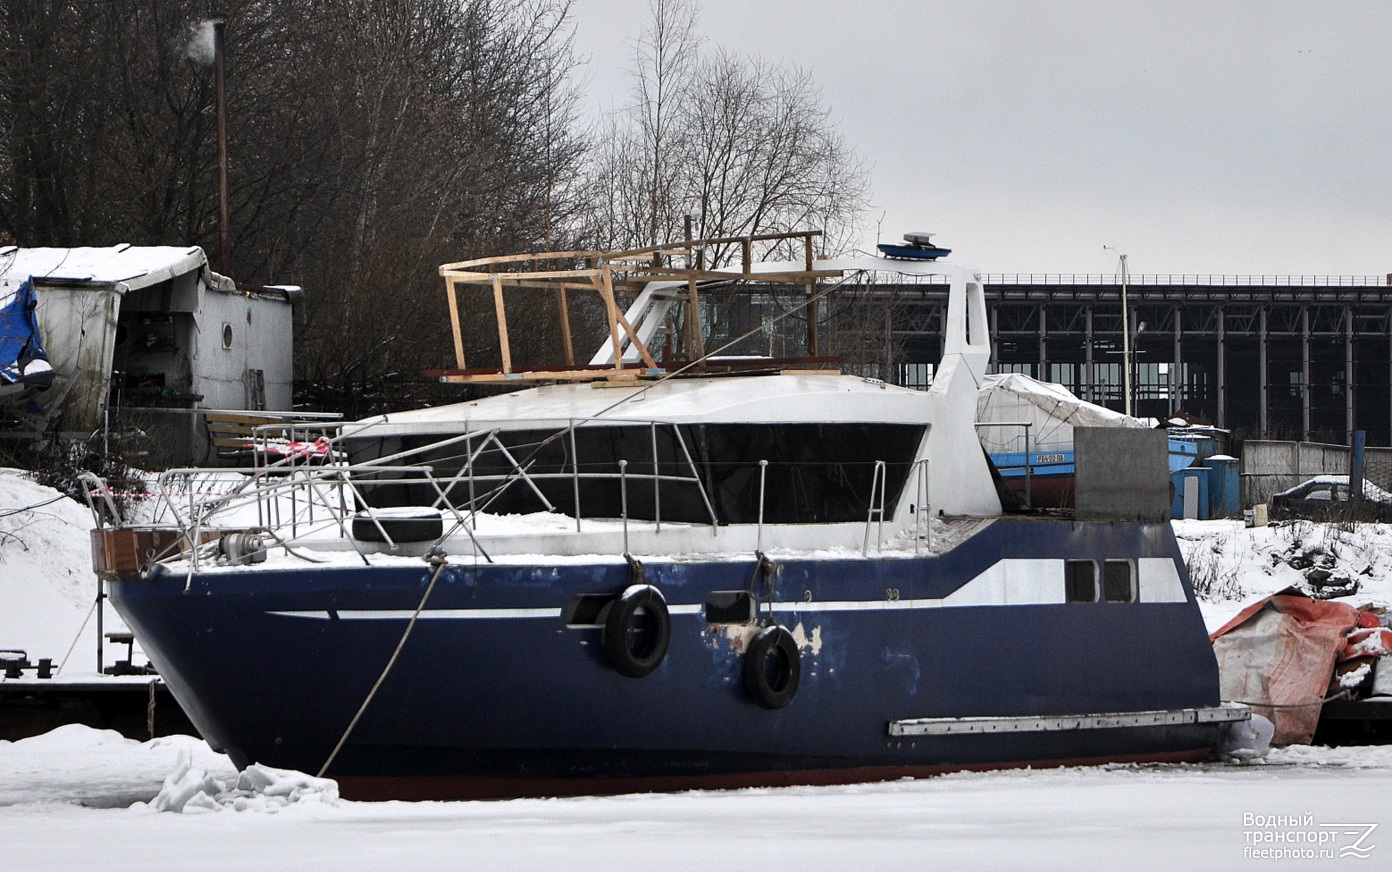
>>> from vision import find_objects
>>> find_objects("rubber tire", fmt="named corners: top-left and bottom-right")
top-left (602, 584), bottom-right (671, 678)
top-left (743, 624), bottom-right (800, 709)
top-left (351, 510), bottom-right (443, 543)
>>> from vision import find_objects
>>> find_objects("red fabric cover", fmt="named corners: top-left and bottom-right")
top-left (1341, 627), bottom-right (1392, 661)
top-left (1210, 595), bottom-right (1360, 745)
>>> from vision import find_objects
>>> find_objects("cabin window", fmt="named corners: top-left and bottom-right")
top-left (222, 323), bottom-right (234, 349)
top-left (1065, 560), bottom-right (1097, 603)
top-left (1104, 559), bottom-right (1135, 603)
top-left (356, 422), bottom-right (926, 526)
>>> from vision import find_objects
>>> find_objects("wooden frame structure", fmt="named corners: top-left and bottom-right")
top-left (435, 230), bottom-right (839, 385)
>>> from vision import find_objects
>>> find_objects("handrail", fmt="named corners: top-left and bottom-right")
top-left (862, 460), bottom-right (887, 555)
top-left (912, 459), bottom-right (930, 554)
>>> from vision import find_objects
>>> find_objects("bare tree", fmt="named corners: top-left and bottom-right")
top-left (586, 0), bottom-right (868, 262)
top-left (0, 0), bottom-right (590, 417)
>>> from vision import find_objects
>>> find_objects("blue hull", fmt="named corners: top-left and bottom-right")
top-left (109, 518), bottom-right (1223, 799)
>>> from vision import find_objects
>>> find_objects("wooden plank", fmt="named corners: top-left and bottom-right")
top-left (598, 268), bottom-right (624, 372)
top-left (492, 274), bottom-right (512, 374)
top-left (445, 277), bottom-right (466, 369)
top-left (558, 284), bottom-right (575, 367)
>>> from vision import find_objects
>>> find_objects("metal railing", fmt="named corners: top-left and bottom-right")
top-left (97, 417), bottom-right (923, 569)
top-left (984, 274), bottom-right (1388, 288)
top-left (975, 421), bottom-right (1033, 508)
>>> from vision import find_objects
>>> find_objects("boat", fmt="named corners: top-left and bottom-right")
top-left (975, 373), bottom-right (1211, 509)
top-left (93, 231), bottom-right (1246, 799)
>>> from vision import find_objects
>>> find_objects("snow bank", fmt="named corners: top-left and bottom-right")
top-left (0, 724), bottom-right (229, 808)
top-left (1175, 518), bottom-right (1392, 633)
top-left (0, 468), bottom-right (139, 673)
top-left (141, 747), bottom-right (338, 813)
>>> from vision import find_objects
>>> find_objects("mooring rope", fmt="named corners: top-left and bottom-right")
top-left (1224, 689), bottom-right (1352, 709)
top-left (316, 553), bottom-right (449, 778)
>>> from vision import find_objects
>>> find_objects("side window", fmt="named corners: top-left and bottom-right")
top-left (1308, 485), bottom-right (1333, 502)
top-left (1065, 560), bottom-right (1097, 603)
top-left (1104, 559), bottom-right (1135, 603)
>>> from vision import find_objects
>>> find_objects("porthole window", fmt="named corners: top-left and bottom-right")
top-left (222, 323), bottom-right (233, 350)
top-left (1065, 560), bottom-right (1097, 603)
top-left (1104, 560), bottom-right (1135, 603)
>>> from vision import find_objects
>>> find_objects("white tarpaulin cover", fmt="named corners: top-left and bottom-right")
top-left (975, 372), bottom-right (1145, 453)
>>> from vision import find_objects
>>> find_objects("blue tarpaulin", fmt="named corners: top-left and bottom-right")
top-left (0, 277), bottom-right (53, 390)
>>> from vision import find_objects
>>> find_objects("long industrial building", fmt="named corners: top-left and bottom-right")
top-left (868, 273), bottom-right (1392, 446)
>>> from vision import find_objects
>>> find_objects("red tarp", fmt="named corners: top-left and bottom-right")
top-left (1210, 594), bottom-right (1360, 746)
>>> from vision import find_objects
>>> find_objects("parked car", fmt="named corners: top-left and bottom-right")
top-left (1269, 475), bottom-right (1392, 522)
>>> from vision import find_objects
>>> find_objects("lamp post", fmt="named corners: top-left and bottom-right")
top-left (1104, 246), bottom-right (1133, 417)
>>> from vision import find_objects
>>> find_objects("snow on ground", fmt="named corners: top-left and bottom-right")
top-left (1174, 518), bottom-right (1392, 633)
top-left (2, 725), bottom-right (1391, 871)
top-left (0, 469), bottom-right (137, 673)
top-left (5, 471), bottom-right (1392, 869)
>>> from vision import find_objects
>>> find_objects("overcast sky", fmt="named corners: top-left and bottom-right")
top-left (572, 1), bottom-right (1391, 277)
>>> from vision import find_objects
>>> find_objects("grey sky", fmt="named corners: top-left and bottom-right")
top-left (572, 1), bottom-right (1391, 277)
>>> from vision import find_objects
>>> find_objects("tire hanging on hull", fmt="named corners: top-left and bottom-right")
top-left (743, 624), bottom-right (800, 709)
top-left (602, 584), bottom-right (671, 678)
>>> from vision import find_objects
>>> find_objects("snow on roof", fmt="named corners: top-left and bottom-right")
top-left (357, 372), bottom-right (932, 434)
top-left (0, 245), bottom-right (215, 301)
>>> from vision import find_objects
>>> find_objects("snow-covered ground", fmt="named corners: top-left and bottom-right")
top-left (3, 470), bottom-right (1392, 869)
top-left (2, 725), bottom-right (1390, 871)
top-left (0, 469), bottom-right (138, 673)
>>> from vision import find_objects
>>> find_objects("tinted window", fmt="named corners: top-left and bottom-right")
top-left (352, 421), bottom-right (927, 526)
top-left (1104, 560), bottom-right (1134, 603)
top-left (1065, 560), bottom-right (1096, 603)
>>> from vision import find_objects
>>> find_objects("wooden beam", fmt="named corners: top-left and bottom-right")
top-left (445, 277), bottom-right (466, 369)
top-left (492, 274), bottom-right (512, 374)
top-left (598, 267), bottom-right (625, 372)
top-left (558, 284), bottom-right (575, 367)
top-left (614, 307), bottom-right (659, 370)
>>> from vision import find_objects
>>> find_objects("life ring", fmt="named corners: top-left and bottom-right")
top-left (743, 624), bottom-right (800, 709)
top-left (602, 584), bottom-right (671, 678)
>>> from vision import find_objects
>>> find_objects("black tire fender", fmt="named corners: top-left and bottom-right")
top-left (351, 509), bottom-right (443, 543)
top-left (743, 624), bottom-right (801, 709)
top-left (602, 584), bottom-right (671, 678)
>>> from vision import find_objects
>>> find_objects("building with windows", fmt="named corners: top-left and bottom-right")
top-left (876, 273), bottom-right (1392, 445)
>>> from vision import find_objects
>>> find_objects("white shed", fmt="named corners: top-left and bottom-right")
top-left (0, 245), bottom-right (295, 441)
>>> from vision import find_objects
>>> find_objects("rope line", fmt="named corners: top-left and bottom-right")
top-left (316, 554), bottom-right (449, 778)
top-left (1224, 689), bottom-right (1352, 709)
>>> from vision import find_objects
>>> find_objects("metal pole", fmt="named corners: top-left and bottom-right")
top-left (756, 460), bottom-right (768, 552)
top-left (1024, 424), bottom-right (1032, 508)
top-left (95, 580), bottom-right (104, 675)
top-left (1104, 247), bottom-right (1131, 416)
top-left (214, 20), bottom-right (231, 275)
top-left (619, 459), bottom-right (629, 555)
top-left (1121, 254), bottom-right (1132, 417)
